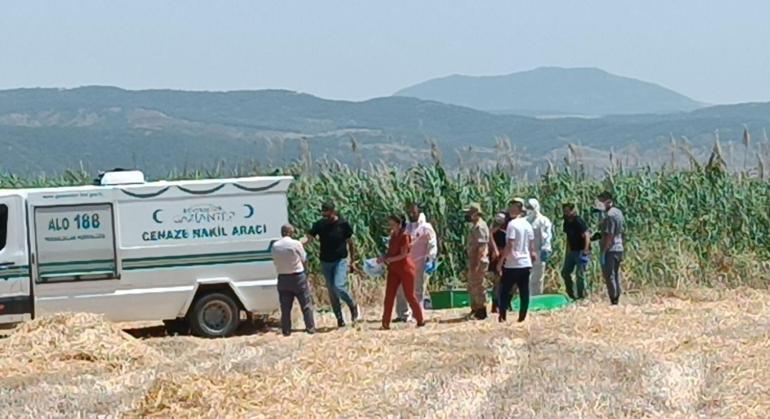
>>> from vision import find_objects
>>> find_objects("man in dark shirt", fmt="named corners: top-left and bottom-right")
top-left (304, 202), bottom-right (360, 327)
top-left (561, 203), bottom-right (591, 300)
top-left (597, 191), bottom-right (625, 305)
top-left (488, 212), bottom-right (510, 313)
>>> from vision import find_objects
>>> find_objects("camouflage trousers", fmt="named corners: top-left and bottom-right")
top-left (467, 261), bottom-right (489, 311)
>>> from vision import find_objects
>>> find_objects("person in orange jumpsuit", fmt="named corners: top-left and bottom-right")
top-left (379, 214), bottom-right (426, 330)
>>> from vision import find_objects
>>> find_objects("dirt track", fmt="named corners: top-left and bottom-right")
top-left (1, 288), bottom-right (769, 418)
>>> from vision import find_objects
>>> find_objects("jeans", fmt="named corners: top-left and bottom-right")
top-left (320, 259), bottom-right (357, 322)
top-left (277, 273), bottom-right (316, 336)
top-left (602, 251), bottom-right (623, 304)
top-left (499, 267), bottom-right (531, 322)
top-left (561, 251), bottom-right (587, 299)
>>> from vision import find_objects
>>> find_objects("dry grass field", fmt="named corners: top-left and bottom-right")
top-left (1, 287), bottom-right (769, 418)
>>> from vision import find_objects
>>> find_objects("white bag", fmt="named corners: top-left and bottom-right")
top-left (363, 258), bottom-right (385, 278)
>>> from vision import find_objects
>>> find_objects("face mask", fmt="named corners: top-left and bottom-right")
top-left (526, 209), bottom-right (535, 217)
top-left (594, 200), bottom-right (607, 212)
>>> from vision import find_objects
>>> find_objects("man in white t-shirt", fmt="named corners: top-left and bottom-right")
top-left (495, 198), bottom-right (537, 323)
top-left (271, 224), bottom-right (315, 336)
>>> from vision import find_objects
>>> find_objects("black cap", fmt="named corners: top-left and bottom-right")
top-left (321, 202), bottom-right (336, 212)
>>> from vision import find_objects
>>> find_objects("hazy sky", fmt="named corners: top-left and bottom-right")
top-left (2, 1), bottom-right (769, 104)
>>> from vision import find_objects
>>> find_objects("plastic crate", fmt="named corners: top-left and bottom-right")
top-left (429, 289), bottom-right (470, 309)
top-left (488, 292), bottom-right (571, 312)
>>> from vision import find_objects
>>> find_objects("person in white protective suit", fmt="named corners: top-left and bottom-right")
top-left (526, 198), bottom-right (553, 296)
top-left (395, 203), bottom-right (438, 322)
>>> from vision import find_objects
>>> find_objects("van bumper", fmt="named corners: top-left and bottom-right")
top-left (232, 279), bottom-right (280, 314)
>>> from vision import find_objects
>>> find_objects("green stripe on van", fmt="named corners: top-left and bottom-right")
top-left (39, 259), bottom-right (115, 267)
top-left (38, 259), bottom-right (116, 277)
top-left (39, 266), bottom-right (117, 276)
top-left (122, 250), bottom-right (273, 271)
top-left (0, 265), bottom-right (30, 280)
top-left (0, 249), bottom-right (276, 278)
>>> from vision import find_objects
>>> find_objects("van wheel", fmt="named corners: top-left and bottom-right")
top-left (163, 318), bottom-right (190, 336)
top-left (189, 292), bottom-right (240, 338)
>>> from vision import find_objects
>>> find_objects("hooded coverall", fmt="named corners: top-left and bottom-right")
top-left (526, 199), bottom-right (553, 296)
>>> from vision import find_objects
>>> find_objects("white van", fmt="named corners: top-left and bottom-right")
top-left (0, 170), bottom-right (293, 337)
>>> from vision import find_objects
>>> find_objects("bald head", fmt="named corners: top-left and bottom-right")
top-left (281, 224), bottom-right (295, 237)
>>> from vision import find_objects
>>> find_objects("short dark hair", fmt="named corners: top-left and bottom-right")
top-left (562, 203), bottom-right (576, 210)
top-left (280, 224), bottom-right (294, 237)
top-left (407, 202), bottom-right (422, 211)
top-left (598, 191), bottom-right (614, 201)
top-left (321, 202), bottom-right (336, 212)
top-left (388, 214), bottom-right (406, 229)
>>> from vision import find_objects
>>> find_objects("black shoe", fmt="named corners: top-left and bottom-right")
top-left (393, 317), bottom-right (407, 323)
top-left (337, 319), bottom-right (346, 328)
top-left (474, 308), bottom-right (488, 320)
top-left (282, 332), bottom-right (291, 337)
top-left (306, 328), bottom-right (316, 335)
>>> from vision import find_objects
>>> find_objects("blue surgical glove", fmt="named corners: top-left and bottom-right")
top-left (579, 254), bottom-right (591, 267)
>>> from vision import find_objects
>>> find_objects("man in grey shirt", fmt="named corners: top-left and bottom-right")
top-left (597, 191), bottom-right (624, 305)
top-left (271, 224), bottom-right (316, 336)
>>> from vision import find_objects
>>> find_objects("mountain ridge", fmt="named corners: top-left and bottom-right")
top-left (395, 66), bottom-right (704, 117)
top-left (0, 86), bottom-right (767, 177)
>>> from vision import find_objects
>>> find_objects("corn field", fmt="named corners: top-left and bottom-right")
top-left (2, 161), bottom-right (769, 294)
top-left (284, 162), bottom-right (770, 292)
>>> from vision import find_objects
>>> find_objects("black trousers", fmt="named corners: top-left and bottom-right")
top-left (277, 272), bottom-right (316, 335)
top-left (499, 267), bottom-right (531, 322)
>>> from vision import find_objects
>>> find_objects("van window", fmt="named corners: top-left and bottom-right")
top-left (0, 204), bottom-right (7, 251)
top-left (34, 204), bottom-right (118, 283)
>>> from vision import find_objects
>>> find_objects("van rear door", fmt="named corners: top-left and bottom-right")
top-left (0, 193), bottom-right (31, 323)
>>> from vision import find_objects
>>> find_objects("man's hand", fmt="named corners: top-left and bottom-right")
top-left (530, 251), bottom-right (538, 263)
top-left (349, 259), bottom-right (360, 273)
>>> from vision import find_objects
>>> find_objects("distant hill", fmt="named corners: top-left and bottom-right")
top-left (394, 67), bottom-right (704, 116)
top-left (0, 87), bottom-right (766, 177)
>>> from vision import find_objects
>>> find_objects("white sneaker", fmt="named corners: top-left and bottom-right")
top-left (351, 305), bottom-right (364, 323)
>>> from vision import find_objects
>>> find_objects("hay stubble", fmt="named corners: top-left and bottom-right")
top-left (1, 289), bottom-right (769, 418)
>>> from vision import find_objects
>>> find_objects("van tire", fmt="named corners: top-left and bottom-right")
top-left (163, 318), bottom-right (190, 336)
top-left (188, 292), bottom-right (241, 338)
